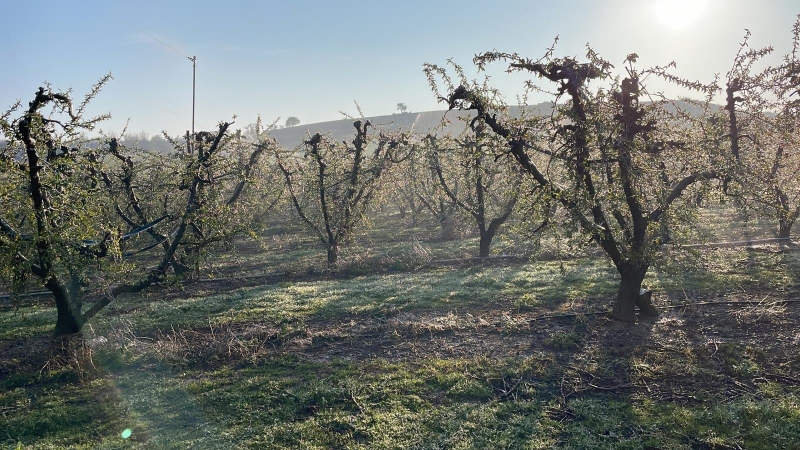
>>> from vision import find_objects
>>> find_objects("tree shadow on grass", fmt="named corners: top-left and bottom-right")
top-left (5, 254), bottom-right (800, 448)
top-left (548, 292), bottom-right (800, 449)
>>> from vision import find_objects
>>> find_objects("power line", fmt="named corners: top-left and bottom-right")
top-left (118, 18), bottom-right (197, 144)
top-left (119, 18), bottom-right (192, 62)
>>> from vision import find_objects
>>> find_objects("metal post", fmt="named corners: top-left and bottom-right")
top-left (190, 56), bottom-right (196, 142)
top-left (119, 20), bottom-right (197, 147)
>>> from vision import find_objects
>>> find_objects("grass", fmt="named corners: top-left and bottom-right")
top-left (5, 245), bottom-right (795, 342)
top-left (1, 207), bottom-right (799, 449)
top-left (3, 350), bottom-right (798, 449)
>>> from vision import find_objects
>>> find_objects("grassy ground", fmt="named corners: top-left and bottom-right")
top-left (1, 208), bottom-right (799, 449)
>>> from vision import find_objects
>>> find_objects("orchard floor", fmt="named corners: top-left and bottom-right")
top-left (2, 242), bottom-right (800, 449)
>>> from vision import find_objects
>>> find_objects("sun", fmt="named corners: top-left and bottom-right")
top-left (655, 0), bottom-right (709, 29)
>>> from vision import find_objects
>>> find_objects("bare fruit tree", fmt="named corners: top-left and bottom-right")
top-left (424, 127), bottom-right (522, 257)
top-left (0, 81), bottom-right (274, 335)
top-left (275, 121), bottom-right (410, 265)
top-left (721, 20), bottom-right (800, 239)
top-left (0, 81), bottom-right (117, 335)
top-left (425, 50), bottom-right (723, 322)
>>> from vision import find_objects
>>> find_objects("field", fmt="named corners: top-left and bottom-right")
top-left (1, 208), bottom-right (799, 449)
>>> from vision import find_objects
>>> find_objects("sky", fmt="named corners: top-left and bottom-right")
top-left (1, 0), bottom-right (797, 136)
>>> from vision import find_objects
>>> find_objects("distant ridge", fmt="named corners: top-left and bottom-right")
top-left (0, 100), bottom-right (718, 152)
top-left (267, 104), bottom-right (557, 149)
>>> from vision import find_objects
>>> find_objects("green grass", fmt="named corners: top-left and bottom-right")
top-left (3, 352), bottom-right (798, 449)
top-left (8, 246), bottom-right (786, 342)
top-left (32, 260), bottom-right (620, 339)
top-left (2, 206), bottom-right (799, 449)
top-left (0, 304), bottom-right (57, 340)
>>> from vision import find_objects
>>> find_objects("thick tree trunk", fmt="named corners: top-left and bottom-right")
top-left (54, 305), bottom-right (83, 336)
top-left (478, 231), bottom-right (493, 258)
top-left (611, 264), bottom-right (658, 323)
top-left (778, 218), bottom-right (793, 239)
top-left (49, 277), bottom-right (84, 336)
top-left (327, 241), bottom-right (339, 265)
top-left (478, 218), bottom-right (511, 258)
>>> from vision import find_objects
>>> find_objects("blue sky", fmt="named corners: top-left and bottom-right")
top-left (1, 0), bottom-right (797, 136)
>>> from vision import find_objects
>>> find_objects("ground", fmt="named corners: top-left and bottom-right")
top-left (1, 210), bottom-right (799, 449)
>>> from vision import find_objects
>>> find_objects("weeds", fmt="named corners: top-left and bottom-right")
top-left (1, 206), bottom-right (799, 448)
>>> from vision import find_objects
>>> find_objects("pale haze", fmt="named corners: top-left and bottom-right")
top-left (2, 0), bottom-right (796, 136)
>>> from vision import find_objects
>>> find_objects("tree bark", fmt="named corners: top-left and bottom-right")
top-left (478, 232), bottom-right (493, 258)
top-left (327, 240), bottom-right (339, 265)
top-left (611, 264), bottom-right (658, 323)
top-left (478, 220), bottom-right (502, 258)
top-left (778, 218), bottom-right (793, 239)
top-left (50, 277), bottom-right (84, 336)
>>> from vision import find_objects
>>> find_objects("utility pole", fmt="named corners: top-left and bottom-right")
top-left (189, 56), bottom-right (196, 154)
top-left (120, 19), bottom-right (197, 150)
top-left (190, 56), bottom-right (196, 141)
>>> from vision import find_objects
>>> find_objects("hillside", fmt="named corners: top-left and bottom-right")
top-left (0, 100), bottom-right (717, 152)
top-left (266, 103), bottom-right (557, 148)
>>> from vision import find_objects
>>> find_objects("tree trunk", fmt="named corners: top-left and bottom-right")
top-left (611, 264), bottom-right (658, 323)
top-left (327, 241), bottom-right (339, 265)
top-left (479, 231), bottom-right (493, 258)
top-left (478, 217), bottom-right (511, 258)
top-left (49, 277), bottom-right (84, 336)
top-left (778, 218), bottom-right (793, 239)
top-left (54, 305), bottom-right (83, 336)
top-left (440, 217), bottom-right (458, 241)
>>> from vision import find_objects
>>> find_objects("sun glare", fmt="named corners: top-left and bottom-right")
top-left (655, 0), bottom-right (708, 29)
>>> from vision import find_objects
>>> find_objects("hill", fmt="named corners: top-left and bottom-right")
top-left (1, 100), bottom-right (720, 152)
top-left (267, 103), bottom-right (557, 148)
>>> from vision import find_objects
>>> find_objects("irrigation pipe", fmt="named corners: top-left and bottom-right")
top-left (524, 299), bottom-right (800, 323)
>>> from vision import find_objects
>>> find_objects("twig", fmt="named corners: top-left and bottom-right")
top-left (350, 389), bottom-right (367, 414)
top-left (586, 383), bottom-right (635, 391)
top-left (762, 373), bottom-right (800, 384)
top-left (498, 375), bottom-right (525, 399)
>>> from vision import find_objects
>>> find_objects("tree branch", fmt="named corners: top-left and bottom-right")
top-left (649, 171), bottom-right (719, 223)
